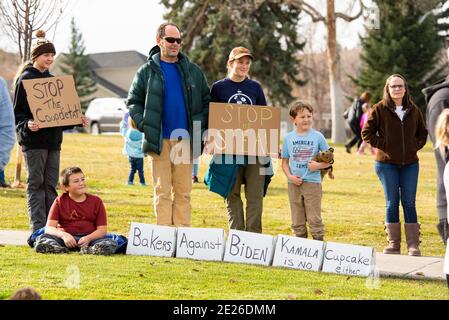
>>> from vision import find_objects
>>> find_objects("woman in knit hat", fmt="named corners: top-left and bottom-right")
top-left (13, 29), bottom-right (88, 242)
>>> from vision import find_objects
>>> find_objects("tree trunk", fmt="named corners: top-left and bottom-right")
top-left (12, 146), bottom-right (25, 188)
top-left (327, 0), bottom-right (346, 143)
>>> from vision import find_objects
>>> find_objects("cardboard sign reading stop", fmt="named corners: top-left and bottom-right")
top-left (23, 75), bottom-right (83, 128)
top-left (207, 102), bottom-right (281, 157)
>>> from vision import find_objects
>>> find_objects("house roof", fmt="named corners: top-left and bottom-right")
top-left (88, 50), bottom-right (147, 70)
top-left (90, 72), bottom-right (128, 98)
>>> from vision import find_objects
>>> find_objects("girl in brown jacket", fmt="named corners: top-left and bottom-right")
top-left (362, 74), bottom-right (428, 256)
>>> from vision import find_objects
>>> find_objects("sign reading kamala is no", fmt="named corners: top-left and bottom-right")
top-left (176, 227), bottom-right (225, 261)
top-left (126, 222), bottom-right (177, 257)
top-left (223, 230), bottom-right (276, 266)
top-left (272, 235), bottom-right (325, 272)
top-left (23, 75), bottom-right (83, 128)
top-left (321, 242), bottom-right (374, 277)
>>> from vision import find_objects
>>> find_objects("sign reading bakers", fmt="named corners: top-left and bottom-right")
top-left (207, 102), bottom-right (281, 157)
top-left (22, 75), bottom-right (83, 128)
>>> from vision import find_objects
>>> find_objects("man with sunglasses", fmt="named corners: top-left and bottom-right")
top-left (127, 22), bottom-right (210, 228)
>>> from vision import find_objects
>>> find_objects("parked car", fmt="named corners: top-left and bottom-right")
top-left (85, 98), bottom-right (128, 134)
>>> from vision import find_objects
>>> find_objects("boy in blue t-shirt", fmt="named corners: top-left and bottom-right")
top-left (281, 101), bottom-right (331, 241)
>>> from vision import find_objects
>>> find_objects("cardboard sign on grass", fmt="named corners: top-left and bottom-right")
top-left (22, 75), bottom-right (83, 128)
top-left (207, 102), bottom-right (281, 157)
top-left (223, 230), bottom-right (276, 266)
top-left (321, 242), bottom-right (374, 277)
top-left (176, 227), bottom-right (225, 261)
top-left (272, 235), bottom-right (325, 271)
top-left (126, 222), bottom-right (176, 257)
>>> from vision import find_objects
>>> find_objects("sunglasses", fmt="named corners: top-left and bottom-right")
top-left (163, 37), bottom-right (182, 44)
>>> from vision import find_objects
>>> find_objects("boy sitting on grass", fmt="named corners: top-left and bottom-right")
top-left (34, 166), bottom-right (117, 255)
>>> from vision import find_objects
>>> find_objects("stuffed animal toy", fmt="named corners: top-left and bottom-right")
top-left (313, 147), bottom-right (334, 179)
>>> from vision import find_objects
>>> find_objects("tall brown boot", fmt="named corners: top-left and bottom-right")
top-left (404, 223), bottom-right (421, 256)
top-left (383, 223), bottom-right (401, 254)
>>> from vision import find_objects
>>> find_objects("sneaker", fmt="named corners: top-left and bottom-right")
top-left (80, 241), bottom-right (116, 255)
top-left (345, 145), bottom-right (351, 154)
top-left (127, 181), bottom-right (134, 186)
top-left (35, 242), bottom-right (68, 254)
top-left (140, 182), bottom-right (147, 186)
top-left (192, 176), bottom-right (199, 183)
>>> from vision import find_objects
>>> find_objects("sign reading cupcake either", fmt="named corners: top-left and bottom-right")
top-left (22, 75), bottom-right (83, 128)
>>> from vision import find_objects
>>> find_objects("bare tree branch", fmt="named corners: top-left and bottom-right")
top-left (335, 0), bottom-right (365, 22)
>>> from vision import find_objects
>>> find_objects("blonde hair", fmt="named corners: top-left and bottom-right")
top-left (128, 116), bottom-right (137, 129)
top-left (436, 109), bottom-right (449, 151)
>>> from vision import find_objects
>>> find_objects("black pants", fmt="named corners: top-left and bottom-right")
top-left (345, 125), bottom-right (362, 150)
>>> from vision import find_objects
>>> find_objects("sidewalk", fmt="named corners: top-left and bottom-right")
top-left (0, 230), bottom-right (445, 281)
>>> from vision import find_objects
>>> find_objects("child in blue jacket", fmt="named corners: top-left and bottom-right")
top-left (120, 117), bottom-right (146, 186)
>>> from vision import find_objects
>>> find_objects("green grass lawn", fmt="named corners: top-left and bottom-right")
top-left (0, 133), bottom-right (448, 300)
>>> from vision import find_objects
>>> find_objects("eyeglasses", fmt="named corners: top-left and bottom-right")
top-left (389, 84), bottom-right (404, 90)
top-left (163, 37), bottom-right (182, 44)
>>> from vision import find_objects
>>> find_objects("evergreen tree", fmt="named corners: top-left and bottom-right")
top-left (357, 1), bottom-right (448, 111)
top-left (60, 18), bottom-right (97, 112)
top-left (160, 0), bottom-right (306, 107)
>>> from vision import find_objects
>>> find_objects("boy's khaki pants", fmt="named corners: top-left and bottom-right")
top-left (287, 182), bottom-right (324, 239)
top-left (148, 139), bottom-right (193, 227)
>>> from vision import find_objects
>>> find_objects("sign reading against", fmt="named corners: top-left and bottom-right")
top-left (176, 227), bottom-right (225, 261)
top-left (321, 242), bottom-right (374, 277)
top-left (272, 235), bottom-right (325, 271)
top-left (207, 102), bottom-right (281, 157)
top-left (22, 75), bottom-right (83, 128)
top-left (223, 230), bottom-right (276, 266)
top-left (126, 222), bottom-right (177, 257)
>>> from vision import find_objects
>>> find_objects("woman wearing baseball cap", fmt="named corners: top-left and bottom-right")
top-left (204, 46), bottom-right (273, 234)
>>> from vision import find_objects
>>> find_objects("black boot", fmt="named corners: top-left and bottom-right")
top-left (436, 219), bottom-right (449, 245)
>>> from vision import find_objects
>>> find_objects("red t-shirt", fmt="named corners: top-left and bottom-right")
top-left (48, 193), bottom-right (107, 235)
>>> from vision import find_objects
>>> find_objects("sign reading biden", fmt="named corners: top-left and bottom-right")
top-left (272, 235), bottom-right (324, 271)
top-left (321, 242), bottom-right (374, 277)
top-left (126, 223), bottom-right (176, 257)
top-left (223, 230), bottom-right (276, 266)
top-left (176, 227), bottom-right (225, 261)
top-left (22, 75), bottom-right (83, 128)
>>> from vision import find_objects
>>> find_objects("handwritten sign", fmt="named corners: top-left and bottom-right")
top-left (272, 235), bottom-right (324, 271)
top-left (126, 222), bottom-right (177, 257)
top-left (321, 242), bottom-right (374, 277)
top-left (22, 75), bottom-right (83, 128)
top-left (175, 227), bottom-right (225, 261)
top-left (223, 230), bottom-right (276, 266)
top-left (207, 102), bottom-right (280, 157)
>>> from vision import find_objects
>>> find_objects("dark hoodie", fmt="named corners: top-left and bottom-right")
top-left (422, 76), bottom-right (449, 144)
top-left (14, 65), bottom-right (70, 151)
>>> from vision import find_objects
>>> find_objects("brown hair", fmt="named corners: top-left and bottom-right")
top-left (289, 100), bottom-right (314, 118)
top-left (128, 117), bottom-right (137, 129)
top-left (156, 23), bottom-right (181, 38)
top-left (60, 166), bottom-right (84, 188)
top-left (382, 74), bottom-right (415, 109)
top-left (360, 91), bottom-right (372, 103)
top-left (9, 287), bottom-right (41, 300)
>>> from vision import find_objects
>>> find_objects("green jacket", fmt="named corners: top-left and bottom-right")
top-left (126, 45), bottom-right (210, 156)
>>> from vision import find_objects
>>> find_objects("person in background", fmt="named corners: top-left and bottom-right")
top-left (0, 76), bottom-right (15, 188)
top-left (357, 102), bottom-right (376, 156)
top-left (120, 117), bottom-right (146, 186)
top-left (345, 91), bottom-right (372, 153)
top-left (362, 74), bottom-right (427, 256)
top-left (192, 162), bottom-right (199, 183)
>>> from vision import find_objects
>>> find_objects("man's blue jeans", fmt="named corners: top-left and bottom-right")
top-left (374, 161), bottom-right (419, 223)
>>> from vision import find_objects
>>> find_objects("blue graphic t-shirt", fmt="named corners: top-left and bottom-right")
top-left (160, 61), bottom-right (189, 139)
top-left (281, 129), bottom-right (329, 183)
top-left (210, 78), bottom-right (266, 105)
